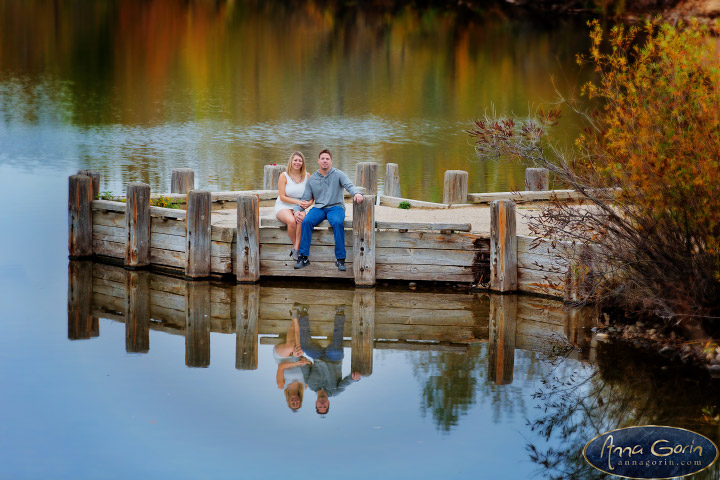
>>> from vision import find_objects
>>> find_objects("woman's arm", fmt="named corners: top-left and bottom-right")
top-left (278, 174), bottom-right (301, 205)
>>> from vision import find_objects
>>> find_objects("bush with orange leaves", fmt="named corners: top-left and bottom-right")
top-left (469, 19), bottom-right (720, 330)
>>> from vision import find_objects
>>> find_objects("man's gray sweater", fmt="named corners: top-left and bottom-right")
top-left (293, 168), bottom-right (361, 212)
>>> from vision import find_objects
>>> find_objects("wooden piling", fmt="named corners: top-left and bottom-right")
top-left (443, 170), bottom-right (468, 205)
top-left (185, 282), bottom-right (211, 367)
top-left (355, 162), bottom-right (378, 196)
top-left (351, 289), bottom-right (375, 376)
top-left (353, 194), bottom-right (376, 286)
top-left (125, 182), bottom-right (151, 268)
top-left (490, 200), bottom-right (517, 292)
top-left (236, 284), bottom-right (260, 370)
top-left (564, 244), bottom-right (594, 304)
top-left (236, 194), bottom-right (260, 283)
top-left (171, 168), bottom-right (195, 194)
top-left (525, 168), bottom-right (549, 191)
top-left (185, 190), bottom-right (211, 278)
top-left (67, 261), bottom-right (98, 340)
top-left (263, 164), bottom-right (286, 190)
top-left (384, 163), bottom-right (401, 198)
top-left (125, 270), bottom-right (150, 353)
top-left (77, 169), bottom-right (101, 200)
top-left (68, 175), bottom-right (94, 257)
top-left (488, 294), bottom-right (517, 385)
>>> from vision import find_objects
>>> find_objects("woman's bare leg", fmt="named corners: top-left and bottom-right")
top-left (276, 209), bottom-right (298, 250)
top-left (294, 217), bottom-right (303, 250)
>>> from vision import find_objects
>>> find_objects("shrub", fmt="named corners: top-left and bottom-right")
top-left (398, 201), bottom-right (412, 209)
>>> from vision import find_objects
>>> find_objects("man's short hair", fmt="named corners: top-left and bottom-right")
top-left (318, 148), bottom-right (332, 159)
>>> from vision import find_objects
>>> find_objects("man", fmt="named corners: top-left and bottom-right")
top-left (293, 148), bottom-right (363, 271)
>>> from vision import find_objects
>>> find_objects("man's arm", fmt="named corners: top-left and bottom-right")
top-left (337, 171), bottom-right (363, 203)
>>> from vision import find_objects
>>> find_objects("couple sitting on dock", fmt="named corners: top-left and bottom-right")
top-left (274, 149), bottom-right (364, 272)
top-left (275, 305), bottom-right (361, 413)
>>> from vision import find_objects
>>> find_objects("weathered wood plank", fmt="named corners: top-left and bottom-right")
top-left (490, 200), bottom-right (517, 292)
top-left (488, 295), bottom-right (517, 385)
top-left (125, 270), bottom-right (150, 353)
top-left (376, 221), bottom-right (471, 232)
top-left (375, 291), bottom-right (474, 310)
top-left (469, 189), bottom-right (595, 204)
top-left (93, 239), bottom-right (124, 259)
top-left (375, 231), bottom-right (488, 251)
top-left (68, 261), bottom-right (97, 339)
top-left (236, 194), bottom-right (260, 283)
top-left (355, 162), bottom-right (378, 196)
top-left (259, 259), bottom-right (354, 278)
top-left (525, 168), bottom-right (550, 191)
top-left (259, 287), bottom-right (355, 306)
top-left (375, 264), bottom-right (474, 282)
top-left (352, 289), bottom-right (375, 375)
top-left (186, 190), bottom-right (211, 278)
top-left (263, 165), bottom-right (286, 190)
top-left (236, 285), bottom-right (259, 370)
top-left (69, 175), bottom-right (94, 257)
top-left (385, 163), bottom-right (401, 198)
top-left (518, 268), bottom-right (565, 296)
top-left (353, 194), bottom-right (375, 285)
top-left (77, 169), bottom-right (101, 199)
top-left (518, 251), bottom-right (569, 273)
top-left (260, 227), bottom-right (352, 247)
top-left (375, 247), bottom-right (475, 266)
top-left (443, 170), bottom-right (469, 205)
top-left (185, 282), bottom-right (211, 367)
top-left (379, 195), bottom-right (448, 209)
top-left (259, 337), bottom-right (470, 353)
top-left (150, 247), bottom-right (184, 269)
top-left (171, 168), bottom-right (195, 194)
top-left (125, 183), bottom-right (151, 267)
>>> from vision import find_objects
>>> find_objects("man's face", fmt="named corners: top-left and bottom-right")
top-left (318, 153), bottom-right (332, 171)
top-left (316, 396), bottom-right (329, 414)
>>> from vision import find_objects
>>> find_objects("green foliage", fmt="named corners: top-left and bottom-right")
top-left (151, 196), bottom-right (181, 209)
top-left (398, 200), bottom-right (412, 210)
top-left (97, 191), bottom-right (115, 200)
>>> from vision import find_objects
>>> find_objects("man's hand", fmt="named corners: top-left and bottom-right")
top-left (293, 345), bottom-right (304, 357)
top-left (297, 357), bottom-right (311, 366)
top-left (299, 200), bottom-right (311, 209)
top-left (354, 193), bottom-right (364, 204)
top-left (352, 372), bottom-right (362, 381)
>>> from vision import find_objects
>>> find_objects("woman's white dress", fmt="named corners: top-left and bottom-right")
top-left (274, 171), bottom-right (308, 217)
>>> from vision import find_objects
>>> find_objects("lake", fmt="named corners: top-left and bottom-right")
top-left (1, 2), bottom-right (719, 479)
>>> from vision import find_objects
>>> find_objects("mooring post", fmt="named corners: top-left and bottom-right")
top-left (355, 162), bottom-right (378, 196)
top-left (77, 169), bottom-right (101, 200)
top-left (490, 200), bottom-right (517, 292)
top-left (67, 261), bottom-right (98, 340)
top-left (125, 182), bottom-right (151, 268)
top-left (351, 289), bottom-right (375, 377)
top-left (68, 175), bottom-right (94, 258)
top-left (353, 190), bottom-right (375, 286)
top-left (263, 164), bottom-right (286, 190)
top-left (185, 190), bottom-right (211, 278)
top-left (171, 168), bottom-right (195, 194)
top-left (236, 194), bottom-right (260, 283)
top-left (235, 284), bottom-right (260, 370)
top-left (443, 170), bottom-right (468, 205)
top-left (125, 270), bottom-right (150, 354)
top-left (488, 294), bottom-right (517, 385)
top-left (385, 163), bottom-right (401, 198)
top-left (185, 281), bottom-right (211, 368)
top-left (525, 167), bottom-right (549, 191)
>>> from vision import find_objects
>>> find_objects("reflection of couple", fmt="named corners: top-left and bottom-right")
top-left (274, 305), bottom-right (361, 413)
top-left (274, 149), bottom-right (364, 271)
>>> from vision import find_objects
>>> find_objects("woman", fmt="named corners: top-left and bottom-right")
top-left (275, 314), bottom-right (310, 412)
top-left (274, 151), bottom-right (311, 260)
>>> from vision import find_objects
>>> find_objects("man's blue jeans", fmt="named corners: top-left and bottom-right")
top-left (298, 206), bottom-right (346, 260)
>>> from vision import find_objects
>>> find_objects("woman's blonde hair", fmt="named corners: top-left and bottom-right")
top-left (284, 382), bottom-right (305, 412)
top-left (286, 151), bottom-right (307, 179)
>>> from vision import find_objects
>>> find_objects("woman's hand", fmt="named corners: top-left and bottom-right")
top-left (299, 200), bottom-right (311, 209)
top-left (294, 210), bottom-right (306, 223)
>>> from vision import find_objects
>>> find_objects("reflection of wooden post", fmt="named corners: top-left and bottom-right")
top-left (68, 261), bottom-right (98, 339)
top-left (525, 168), bottom-right (549, 191)
top-left (185, 190), bottom-right (211, 278)
top-left (125, 182), bottom-right (151, 268)
top-left (351, 289), bottom-right (375, 376)
top-left (77, 169), bottom-right (101, 199)
top-left (355, 162), bottom-right (378, 196)
top-left (125, 270), bottom-right (150, 353)
top-left (68, 175), bottom-right (94, 257)
top-left (353, 194), bottom-right (376, 286)
top-left (236, 194), bottom-right (260, 283)
top-left (385, 163), bottom-right (401, 198)
top-left (488, 294), bottom-right (517, 385)
top-left (171, 168), bottom-right (195, 194)
top-left (443, 170), bottom-right (468, 205)
top-left (236, 285), bottom-right (259, 370)
top-left (263, 165), bottom-right (286, 190)
top-left (490, 200), bottom-right (517, 292)
top-left (186, 282), bottom-right (211, 367)
top-left (565, 306), bottom-right (594, 362)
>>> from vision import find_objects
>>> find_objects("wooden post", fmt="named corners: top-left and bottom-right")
top-left (185, 281), bottom-right (210, 368)
top-left (171, 168), bottom-right (195, 194)
top-left (355, 162), bottom-right (378, 196)
top-left (385, 163), bottom-right (401, 198)
top-left (353, 194), bottom-right (376, 286)
top-left (263, 165), bottom-right (286, 190)
top-left (490, 200), bottom-right (517, 292)
top-left (236, 194), bottom-right (260, 283)
top-left (125, 182), bottom-right (151, 268)
top-left (236, 284), bottom-right (259, 370)
top-left (351, 289), bottom-right (375, 376)
top-left (67, 261), bottom-right (98, 340)
top-left (125, 270), bottom-right (150, 353)
top-left (525, 168), bottom-right (549, 191)
top-left (77, 169), bottom-right (101, 199)
top-left (185, 190), bottom-right (211, 278)
top-left (443, 170), bottom-right (468, 205)
top-left (68, 175), bottom-right (93, 257)
top-left (564, 244), bottom-right (594, 303)
top-left (488, 294), bottom-right (517, 385)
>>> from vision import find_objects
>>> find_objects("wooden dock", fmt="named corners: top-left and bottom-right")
top-left (69, 261), bottom-right (596, 380)
top-left (69, 165), bottom-right (594, 300)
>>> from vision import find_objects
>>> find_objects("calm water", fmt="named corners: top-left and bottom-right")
top-left (2, 2), bottom-right (720, 479)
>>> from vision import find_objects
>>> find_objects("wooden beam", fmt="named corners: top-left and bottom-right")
top-left (171, 168), bottom-right (195, 194)
top-left (355, 162), bottom-right (379, 196)
top-left (385, 163), bottom-right (401, 198)
top-left (353, 195), bottom-right (376, 286)
top-left (488, 294), bottom-right (517, 385)
top-left (443, 170), bottom-right (469, 205)
top-left (525, 168), bottom-right (549, 191)
top-left (69, 175), bottom-right (94, 257)
top-left (236, 285), bottom-right (259, 370)
top-left (185, 190), bottom-right (211, 278)
top-left (125, 270), bottom-right (150, 353)
top-left (185, 282), bottom-right (210, 367)
top-left (263, 165), bottom-right (286, 190)
top-left (490, 200), bottom-right (517, 292)
top-left (352, 289), bottom-right (375, 376)
top-left (125, 183), bottom-right (151, 268)
top-left (236, 194), bottom-right (260, 283)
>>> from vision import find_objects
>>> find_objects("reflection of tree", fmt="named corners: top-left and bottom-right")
top-left (526, 342), bottom-right (720, 479)
top-left (411, 344), bottom-right (528, 432)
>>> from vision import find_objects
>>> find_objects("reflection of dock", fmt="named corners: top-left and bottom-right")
top-left (70, 261), bottom-right (596, 380)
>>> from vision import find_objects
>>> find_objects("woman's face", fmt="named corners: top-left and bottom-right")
top-left (289, 394), bottom-right (301, 409)
top-left (291, 155), bottom-right (304, 171)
